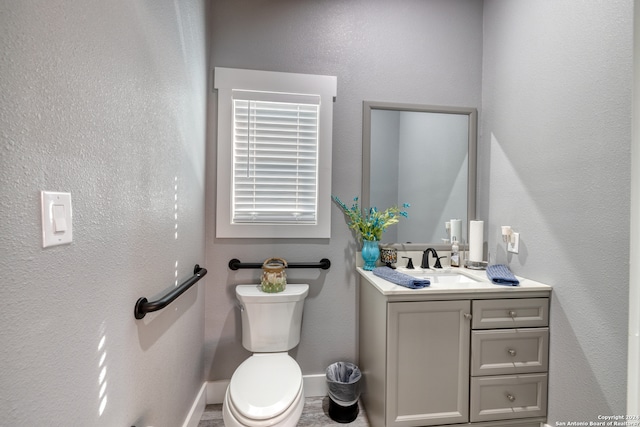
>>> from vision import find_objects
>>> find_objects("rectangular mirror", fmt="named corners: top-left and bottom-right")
top-left (362, 101), bottom-right (477, 249)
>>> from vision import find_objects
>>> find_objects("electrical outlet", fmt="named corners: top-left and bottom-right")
top-left (507, 232), bottom-right (520, 254)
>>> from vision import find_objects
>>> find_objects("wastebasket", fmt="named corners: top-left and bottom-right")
top-left (326, 361), bottom-right (361, 423)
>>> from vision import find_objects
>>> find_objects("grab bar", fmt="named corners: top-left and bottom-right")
top-left (134, 264), bottom-right (207, 319)
top-left (228, 258), bottom-right (331, 271)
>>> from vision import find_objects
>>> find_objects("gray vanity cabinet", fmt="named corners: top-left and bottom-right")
top-left (358, 272), bottom-right (551, 427)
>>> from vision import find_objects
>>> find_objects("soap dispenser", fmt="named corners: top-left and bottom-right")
top-left (451, 237), bottom-right (460, 267)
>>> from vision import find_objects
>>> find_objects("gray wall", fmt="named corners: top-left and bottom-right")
top-left (0, 1), bottom-right (208, 425)
top-left (481, 0), bottom-right (632, 421)
top-left (205, 0), bottom-right (484, 380)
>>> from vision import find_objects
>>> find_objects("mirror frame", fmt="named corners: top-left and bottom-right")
top-left (362, 101), bottom-right (478, 250)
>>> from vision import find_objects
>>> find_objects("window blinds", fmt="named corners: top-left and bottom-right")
top-left (232, 91), bottom-right (320, 224)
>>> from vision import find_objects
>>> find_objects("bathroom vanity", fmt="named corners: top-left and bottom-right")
top-left (357, 267), bottom-right (551, 427)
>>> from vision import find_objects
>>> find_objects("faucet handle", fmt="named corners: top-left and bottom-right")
top-left (434, 255), bottom-right (447, 269)
top-left (402, 256), bottom-right (414, 269)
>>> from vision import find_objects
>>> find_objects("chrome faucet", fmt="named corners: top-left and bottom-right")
top-left (421, 248), bottom-right (444, 269)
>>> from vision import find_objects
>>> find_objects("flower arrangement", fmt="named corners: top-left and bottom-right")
top-left (332, 195), bottom-right (410, 242)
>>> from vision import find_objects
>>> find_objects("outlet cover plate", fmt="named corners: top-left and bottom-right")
top-left (507, 232), bottom-right (519, 254)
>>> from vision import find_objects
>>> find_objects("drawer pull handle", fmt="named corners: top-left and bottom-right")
top-left (506, 393), bottom-right (516, 402)
top-left (464, 313), bottom-right (472, 320)
top-left (508, 310), bottom-right (517, 318)
top-left (507, 349), bottom-right (517, 356)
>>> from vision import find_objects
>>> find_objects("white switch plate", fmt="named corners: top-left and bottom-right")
top-left (41, 191), bottom-right (72, 247)
top-left (507, 232), bottom-right (520, 254)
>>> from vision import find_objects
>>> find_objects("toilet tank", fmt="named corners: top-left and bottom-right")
top-left (236, 284), bottom-right (309, 352)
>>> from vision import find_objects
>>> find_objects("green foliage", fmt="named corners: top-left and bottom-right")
top-left (332, 195), bottom-right (410, 242)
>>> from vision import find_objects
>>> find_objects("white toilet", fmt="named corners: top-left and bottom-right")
top-left (222, 283), bottom-right (310, 427)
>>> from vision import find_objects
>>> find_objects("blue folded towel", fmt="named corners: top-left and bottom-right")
top-left (486, 264), bottom-right (520, 286)
top-left (373, 267), bottom-right (430, 289)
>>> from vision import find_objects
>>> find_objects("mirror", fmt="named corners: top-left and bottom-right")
top-left (362, 101), bottom-right (477, 249)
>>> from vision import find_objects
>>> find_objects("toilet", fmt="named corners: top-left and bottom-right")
top-left (222, 283), bottom-right (309, 427)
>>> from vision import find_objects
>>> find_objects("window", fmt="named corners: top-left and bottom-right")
top-left (215, 68), bottom-right (337, 238)
top-left (232, 92), bottom-right (319, 224)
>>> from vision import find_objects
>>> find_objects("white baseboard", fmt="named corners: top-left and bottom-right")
top-left (182, 382), bottom-right (207, 427)
top-left (206, 374), bottom-right (328, 405)
top-left (206, 380), bottom-right (229, 404)
top-left (302, 373), bottom-right (328, 397)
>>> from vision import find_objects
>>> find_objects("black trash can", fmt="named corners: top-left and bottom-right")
top-left (326, 361), bottom-right (362, 423)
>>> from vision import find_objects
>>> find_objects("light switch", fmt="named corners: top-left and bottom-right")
top-left (42, 191), bottom-right (72, 247)
top-left (53, 205), bottom-right (67, 232)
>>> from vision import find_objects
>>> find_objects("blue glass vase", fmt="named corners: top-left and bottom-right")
top-left (361, 239), bottom-right (380, 271)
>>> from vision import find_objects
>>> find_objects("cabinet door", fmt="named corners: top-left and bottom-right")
top-left (387, 300), bottom-right (471, 427)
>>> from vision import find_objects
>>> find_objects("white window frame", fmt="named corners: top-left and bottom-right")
top-left (214, 67), bottom-right (337, 238)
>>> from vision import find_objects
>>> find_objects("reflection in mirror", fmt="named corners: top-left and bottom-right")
top-left (362, 101), bottom-right (477, 249)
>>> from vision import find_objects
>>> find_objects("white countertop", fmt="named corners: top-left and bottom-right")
top-left (357, 266), bottom-right (552, 297)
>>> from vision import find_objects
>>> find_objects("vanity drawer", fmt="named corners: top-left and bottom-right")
top-left (471, 328), bottom-right (549, 376)
top-left (472, 298), bottom-right (549, 329)
top-left (470, 373), bottom-right (548, 422)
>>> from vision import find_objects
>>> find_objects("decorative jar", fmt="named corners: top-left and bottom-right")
top-left (261, 258), bottom-right (287, 293)
top-left (380, 247), bottom-right (398, 268)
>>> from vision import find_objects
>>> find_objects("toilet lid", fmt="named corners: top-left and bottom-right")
top-left (229, 353), bottom-right (302, 420)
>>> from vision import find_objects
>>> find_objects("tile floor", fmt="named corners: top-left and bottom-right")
top-left (198, 396), bottom-right (370, 427)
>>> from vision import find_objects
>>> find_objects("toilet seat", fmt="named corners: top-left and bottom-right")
top-left (224, 382), bottom-right (304, 427)
top-left (226, 353), bottom-right (303, 425)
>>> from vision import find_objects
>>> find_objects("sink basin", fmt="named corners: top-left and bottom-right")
top-left (422, 272), bottom-right (480, 284)
top-left (396, 268), bottom-right (481, 284)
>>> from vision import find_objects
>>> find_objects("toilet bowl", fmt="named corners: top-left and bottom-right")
top-left (222, 353), bottom-right (304, 427)
top-left (222, 284), bottom-right (309, 427)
